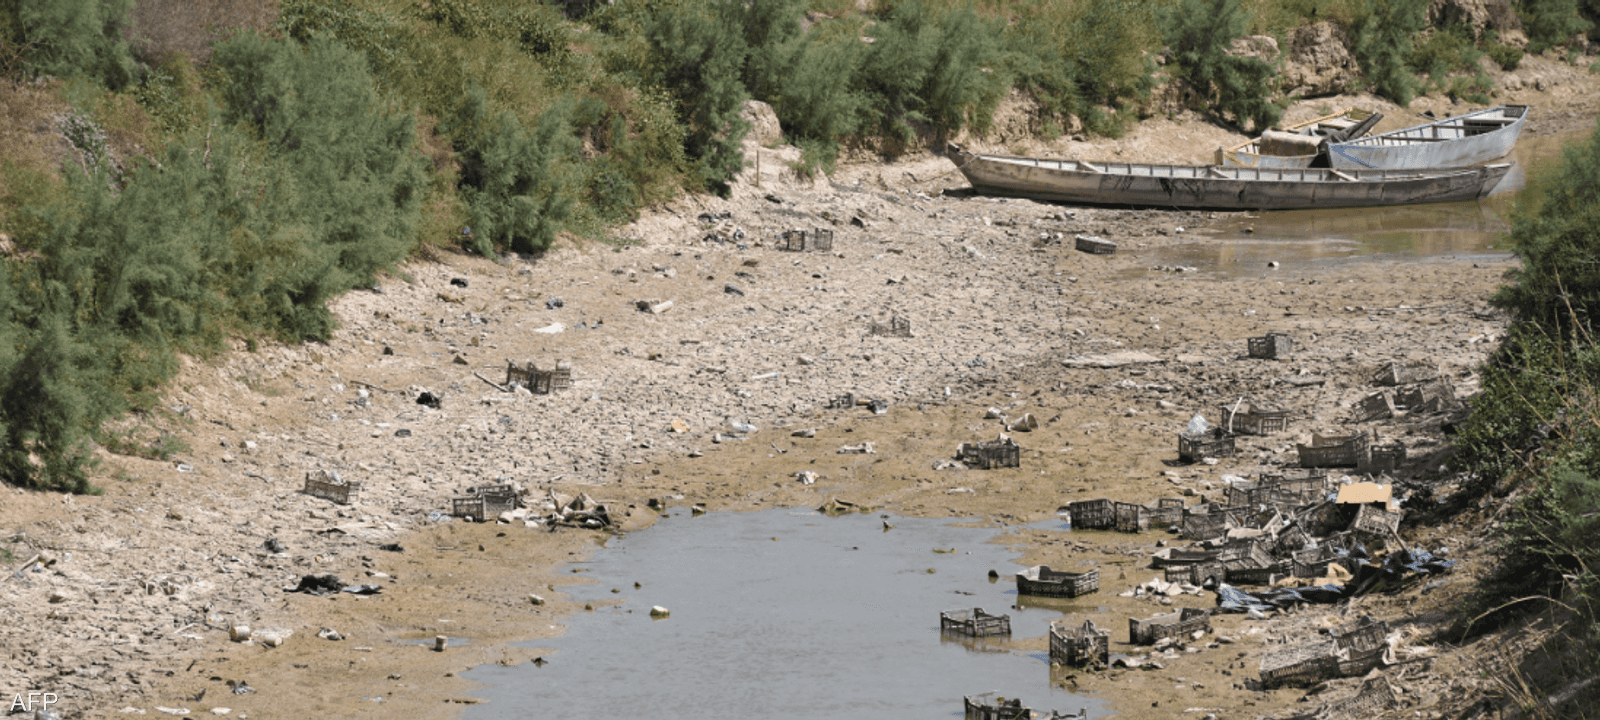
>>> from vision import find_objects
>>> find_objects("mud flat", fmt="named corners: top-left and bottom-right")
top-left (3, 71), bottom-right (1599, 720)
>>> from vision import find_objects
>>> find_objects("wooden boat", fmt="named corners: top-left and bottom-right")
top-left (1216, 107), bottom-right (1380, 168)
top-left (947, 143), bottom-right (1511, 210)
top-left (1328, 105), bottom-right (1530, 170)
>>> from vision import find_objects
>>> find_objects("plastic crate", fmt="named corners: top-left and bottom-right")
top-left (868, 315), bottom-right (913, 337)
top-left (940, 608), bottom-right (1012, 637)
top-left (1163, 560), bottom-right (1225, 586)
top-left (1248, 333), bottom-right (1294, 360)
top-left (1297, 432), bottom-right (1369, 468)
top-left (1114, 501), bottom-right (1148, 533)
top-left (1349, 504), bottom-right (1403, 538)
top-left (506, 360), bottom-right (572, 394)
top-left (1074, 235), bottom-right (1117, 254)
top-left (1372, 362), bottom-right (1436, 387)
top-left (1354, 392), bottom-right (1395, 422)
top-left (1068, 499), bottom-right (1115, 530)
top-left (1179, 428), bottom-right (1236, 463)
top-left (1219, 403), bottom-right (1291, 435)
top-left (1146, 498), bottom-right (1186, 529)
top-left (1017, 565), bottom-right (1099, 598)
top-left (781, 227), bottom-right (834, 252)
top-left (1129, 607), bottom-right (1211, 645)
top-left (1396, 378), bottom-right (1460, 413)
top-left (1049, 619), bottom-right (1110, 668)
top-left (302, 470), bottom-right (359, 505)
top-left (958, 435), bottom-right (1021, 470)
top-left (1260, 641), bottom-right (1341, 688)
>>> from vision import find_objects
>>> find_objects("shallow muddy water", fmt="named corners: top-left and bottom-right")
top-left (1133, 127), bottom-right (1588, 278)
top-left (462, 509), bottom-right (1104, 719)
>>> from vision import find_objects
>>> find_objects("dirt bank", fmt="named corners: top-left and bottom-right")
top-left (3, 61), bottom-right (1599, 720)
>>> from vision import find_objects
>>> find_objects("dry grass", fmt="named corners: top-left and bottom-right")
top-left (0, 78), bottom-right (71, 229)
top-left (128, 0), bottom-right (280, 63)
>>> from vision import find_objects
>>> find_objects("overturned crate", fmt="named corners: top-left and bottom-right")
top-left (1049, 619), bottom-right (1111, 668)
top-left (1323, 677), bottom-right (1400, 720)
top-left (1260, 641), bottom-right (1343, 689)
top-left (1016, 565), bottom-right (1099, 598)
top-left (940, 607), bottom-right (1012, 638)
top-left (1349, 504), bottom-right (1403, 539)
top-left (1396, 377), bottom-right (1461, 413)
top-left (1248, 332), bottom-right (1294, 360)
top-left (1220, 402), bottom-right (1291, 435)
top-left (780, 227), bottom-right (834, 252)
top-left (1129, 607), bottom-right (1211, 645)
top-left (868, 314), bottom-right (913, 338)
top-left (1178, 427), bottom-right (1236, 463)
top-left (506, 360), bottom-right (573, 395)
top-left (1297, 432), bottom-right (1370, 468)
top-left (302, 470), bottom-right (359, 505)
top-left (958, 435), bottom-right (1021, 470)
top-left (1354, 392), bottom-right (1396, 423)
top-left (1373, 361), bottom-right (1436, 387)
top-left (1333, 617), bottom-right (1390, 677)
top-left (1074, 235), bottom-right (1117, 255)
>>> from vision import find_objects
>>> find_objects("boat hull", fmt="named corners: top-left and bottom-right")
top-left (948, 144), bottom-right (1511, 211)
top-left (1328, 105), bottom-right (1529, 170)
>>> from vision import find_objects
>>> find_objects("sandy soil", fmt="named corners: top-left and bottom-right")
top-left (4, 55), bottom-right (1600, 720)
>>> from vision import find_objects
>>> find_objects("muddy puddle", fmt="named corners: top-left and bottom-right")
top-left (1126, 126), bottom-right (1588, 278)
top-left (462, 509), bottom-right (1105, 719)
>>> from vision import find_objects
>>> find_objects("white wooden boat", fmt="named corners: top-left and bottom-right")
top-left (947, 143), bottom-right (1511, 210)
top-left (1328, 105), bottom-right (1529, 170)
top-left (1216, 108), bottom-right (1379, 169)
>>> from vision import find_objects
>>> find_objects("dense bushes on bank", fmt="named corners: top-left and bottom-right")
top-left (1, 0), bottom-right (1599, 492)
top-left (1449, 118), bottom-right (1600, 708)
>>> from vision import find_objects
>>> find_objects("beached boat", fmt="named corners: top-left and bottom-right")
top-left (946, 143), bottom-right (1511, 210)
top-left (1328, 105), bottom-right (1529, 170)
top-left (1216, 107), bottom-right (1380, 169)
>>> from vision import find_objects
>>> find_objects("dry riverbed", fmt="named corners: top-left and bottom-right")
top-left (4, 57), bottom-right (1600, 720)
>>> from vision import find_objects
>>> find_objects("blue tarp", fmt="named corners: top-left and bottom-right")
top-left (1215, 583), bottom-right (1347, 613)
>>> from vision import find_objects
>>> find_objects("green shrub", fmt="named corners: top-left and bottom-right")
top-left (1348, 0), bottom-right (1428, 105)
top-left (918, 3), bottom-right (1007, 136)
top-left (1408, 23), bottom-right (1482, 91)
top-left (766, 29), bottom-right (866, 156)
top-left (445, 86), bottom-right (577, 256)
top-left (10, 0), bottom-right (135, 89)
top-left (1485, 30), bottom-right (1525, 70)
top-left (1519, 0), bottom-right (1594, 54)
top-left (213, 33), bottom-right (426, 336)
top-left (642, 0), bottom-right (750, 191)
top-left (1163, 0), bottom-right (1283, 132)
top-left (1491, 117), bottom-right (1600, 332)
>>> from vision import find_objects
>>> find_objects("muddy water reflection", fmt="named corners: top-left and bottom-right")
top-left (463, 509), bottom-right (1104, 719)
top-left (1138, 126), bottom-right (1590, 278)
